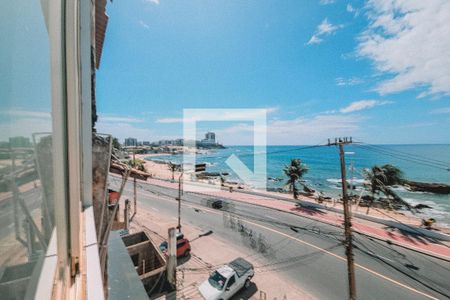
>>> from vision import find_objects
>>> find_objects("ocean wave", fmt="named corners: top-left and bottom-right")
top-left (401, 197), bottom-right (450, 227)
top-left (328, 185), bottom-right (342, 190)
top-left (326, 178), bottom-right (341, 184)
top-left (350, 179), bottom-right (367, 184)
top-left (326, 178), bottom-right (366, 184)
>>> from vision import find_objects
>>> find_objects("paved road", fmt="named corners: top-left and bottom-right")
top-left (111, 178), bottom-right (450, 300)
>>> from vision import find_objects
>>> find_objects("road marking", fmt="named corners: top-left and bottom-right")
top-left (137, 187), bottom-right (439, 300)
top-left (151, 207), bottom-right (160, 212)
top-left (181, 203), bottom-right (439, 300)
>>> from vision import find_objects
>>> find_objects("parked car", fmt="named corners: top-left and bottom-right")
top-left (198, 257), bottom-right (254, 300)
top-left (211, 200), bottom-right (223, 209)
top-left (159, 232), bottom-right (191, 258)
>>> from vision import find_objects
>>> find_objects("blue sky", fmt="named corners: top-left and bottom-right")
top-left (95, 0), bottom-right (450, 145)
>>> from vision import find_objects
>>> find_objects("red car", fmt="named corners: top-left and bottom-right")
top-left (159, 232), bottom-right (191, 258)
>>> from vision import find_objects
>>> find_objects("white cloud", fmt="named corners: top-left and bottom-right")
top-left (143, 0), bottom-right (159, 4)
top-left (0, 110), bottom-right (51, 119)
top-left (430, 107), bottom-right (450, 114)
top-left (317, 18), bottom-right (342, 35)
top-left (320, 0), bottom-right (335, 5)
top-left (335, 77), bottom-right (364, 86)
top-left (98, 114), bottom-right (144, 123)
top-left (307, 18), bottom-right (343, 45)
top-left (346, 4), bottom-right (359, 16)
top-left (357, 0), bottom-right (450, 97)
top-left (138, 20), bottom-right (150, 30)
top-left (0, 118), bottom-right (52, 141)
top-left (95, 121), bottom-right (176, 142)
top-left (265, 106), bottom-right (279, 114)
top-left (215, 115), bottom-right (363, 145)
top-left (0, 110), bottom-right (52, 141)
top-left (156, 117), bottom-right (184, 124)
top-left (340, 100), bottom-right (393, 113)
top-left (0, 110), bottom-right (52, 140)
top-left (307, 35), bottom-right (323, 45)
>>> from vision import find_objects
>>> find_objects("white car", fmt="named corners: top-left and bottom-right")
top-left (199, 258), bottom-right (254, 300)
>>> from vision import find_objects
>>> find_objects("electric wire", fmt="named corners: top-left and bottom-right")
top-left (352, 235), bottom-right (450, 298)
top-left (355, 142), bottom-right (450, 167)
top-left (112, 175), bottom-right (450, 297)
top-left (354, 144), bottom-right (449, 171)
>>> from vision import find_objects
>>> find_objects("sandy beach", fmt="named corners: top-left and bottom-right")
top-left (134, 153), bottom-right (183, 180)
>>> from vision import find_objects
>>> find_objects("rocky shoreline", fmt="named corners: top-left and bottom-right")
top-left (402, 180), bottom-right (450, 194)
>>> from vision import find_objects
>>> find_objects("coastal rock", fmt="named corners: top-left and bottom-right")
top-left (414, 203), bottom-right (432, 210)
top-left (402, 180), bottom-right (450, 194)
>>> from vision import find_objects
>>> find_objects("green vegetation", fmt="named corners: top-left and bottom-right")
top-left (283, 159), bottom-right (308, 200)
top-left (363, 164), bottom-right (412, 211)
top-left (167, 162), bottom-right (179, 181)
top-left (126, 158), bottom-right (147, 172)
top-left (112, 137), bottom-right (121, 150)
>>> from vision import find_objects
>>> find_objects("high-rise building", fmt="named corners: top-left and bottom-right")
top-left (201, 132), bottom-right (216, 145)
top-left (124, 137), bottom-right (138, 147)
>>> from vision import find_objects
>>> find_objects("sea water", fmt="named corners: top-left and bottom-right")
top-left (147, 144), bottom-right (450, 227)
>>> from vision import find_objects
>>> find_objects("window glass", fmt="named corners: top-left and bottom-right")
top-left (0, 0), bottom-right (54, 299)
top-left (227, 275), bottom-right (236, 288)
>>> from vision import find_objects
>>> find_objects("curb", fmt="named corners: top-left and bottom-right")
top-left (189, 189), bottom-right (450, 262)
top-left (120, 175), bottom-right (450, 262)
top-left (237, 188), bottom-right (450, 242)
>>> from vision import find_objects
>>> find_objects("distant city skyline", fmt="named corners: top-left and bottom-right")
top-left (121, 131), bottom-right (219, 147)
top-left (93, 1), bottom-right (450, 145)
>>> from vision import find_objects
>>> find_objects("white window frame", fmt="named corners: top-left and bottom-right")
top-left (34, 0), bottom-right (103, 298)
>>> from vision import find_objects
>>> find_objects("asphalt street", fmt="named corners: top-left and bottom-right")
top-left (110, 177), bottom-right (450, 300)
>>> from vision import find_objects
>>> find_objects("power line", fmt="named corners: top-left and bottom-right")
top-left (355, 142), bottom-right (450, 166)
top-left (352, 236), bottom-right (450, 298)
top-left (354, 143), bottom-right (449, 171)
top-left (356, 144), bottom-right (447, 169)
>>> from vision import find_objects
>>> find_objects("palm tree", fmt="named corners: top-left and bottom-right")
top-left (112, 137), bottom-right (121, 150)
top-left (283, 159), bottom-right (308, 199)
top-left (168, 162), bottom-right (178, 181)
top-left (364, 164), bottom-right (412, 212)
top-left (379, 164), bottom-right (403, 185)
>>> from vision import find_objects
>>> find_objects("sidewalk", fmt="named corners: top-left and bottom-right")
top-left (145, 177), bottom-right (450, 261)
top-left (131, 207), bottom-right (314, 300)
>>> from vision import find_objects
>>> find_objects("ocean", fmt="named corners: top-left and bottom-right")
top-left (147, 144), bottom-right (450, 227)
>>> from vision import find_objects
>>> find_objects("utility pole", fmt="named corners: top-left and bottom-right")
top-left (124, 199), bottom-right (130, 230)
top-left (176, 171), bottom-right (183, 231)
top-left (349, 160), bottom-right (355, 198)
top-left (167, 227), bottom-right (177, 287)
top-left (133, 146), bottom-right (137, 218)
top-left (328, 137), bottom-right (356, 300)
